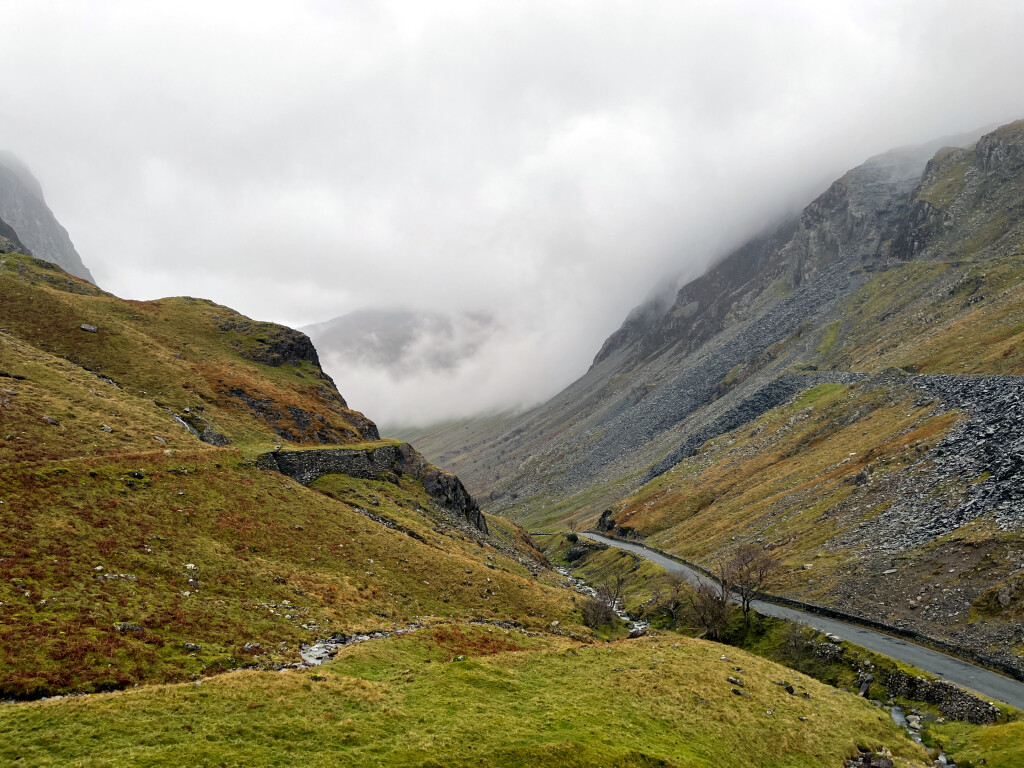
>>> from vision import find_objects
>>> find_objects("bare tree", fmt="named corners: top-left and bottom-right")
top-left (605, 566), bottom-right (630, 606)
top-left (647, 572), bottom-right (691, 629)
top-left (688, 564), bottom-right (732, 641)
top-left (727, 544), bottom-right (782, 630)
top-left (580, 595), bottom-right (615, 628)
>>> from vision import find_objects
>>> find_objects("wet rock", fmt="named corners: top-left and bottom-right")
top-left (998, 586), bottom-right (1012, 608)
top-left (258, 443), bottom-right (487, 533)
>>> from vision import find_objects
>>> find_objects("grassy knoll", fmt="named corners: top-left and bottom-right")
top-left (0, 625), bottom-right (927, 767)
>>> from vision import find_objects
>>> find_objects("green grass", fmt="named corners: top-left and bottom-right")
top-left (0, 449), bottom-right (579, 698)
top-left (597, 380), bottom-right (966, 609)
top-left (554, 546), bottom-right (1024, 766)
top-left (816, 321), bottom-right (842, 358)
top-left (0, 626), bottom-right (927, 767)
top-left (0, 253), bottom-right (588, 701)
top-left (927, 720), bottom-right (1024, 768)
top-left (917, 155), bottom-right (969, 210)
top-left (551, 542), bottom-right (665, 616)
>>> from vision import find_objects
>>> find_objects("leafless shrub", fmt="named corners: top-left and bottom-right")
top-left (727, 544), bottom-right (782, 630)
top-left (580, 596), bottom-right (615, 628)
top-left (646, 572), bottom-right (692, 628)
top-left (688, 564), bottom-right (732, 641)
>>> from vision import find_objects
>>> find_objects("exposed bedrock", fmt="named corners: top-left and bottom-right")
top-left (257, 442), bottom-right (487, 534)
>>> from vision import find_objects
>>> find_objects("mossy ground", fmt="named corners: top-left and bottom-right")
top-left (0, 625), bottom-right (927, 767)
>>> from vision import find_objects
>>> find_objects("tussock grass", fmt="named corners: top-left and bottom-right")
top-left (0, 627), bottom-right (928, 767)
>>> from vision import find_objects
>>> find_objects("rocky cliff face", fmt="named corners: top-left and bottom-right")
top-left (0, 214), bottom-right (28, 254)
top-left (256, 442), bottom-right (487, 533)
top-left (445, 134), bottom-right (956, 514)
top-left (0, 151), bottom-right (94, 282)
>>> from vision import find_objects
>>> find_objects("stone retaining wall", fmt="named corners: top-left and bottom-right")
top-left (885, 670), bottom-right (1001, 724)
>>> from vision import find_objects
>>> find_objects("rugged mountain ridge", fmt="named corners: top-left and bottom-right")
top-left (0, 218), bottom-right (27, 256)
top-left (417, 132), bottom-right (970, 510)
top-left (406, 120), bottom-right (1024, 674)
top-left (0, 152), bottom-right (94, 282)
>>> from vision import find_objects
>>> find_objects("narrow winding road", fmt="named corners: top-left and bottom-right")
top-left (583, 532), bottom-right (1024, 710)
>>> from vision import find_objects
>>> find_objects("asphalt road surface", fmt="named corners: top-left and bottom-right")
top-left (583, 532), bottom-right (1024, 710)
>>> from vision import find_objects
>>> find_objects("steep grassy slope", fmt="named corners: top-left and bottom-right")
top-left (0, 449), bottom-right (579, 698)
top-left (0, 254), bottom-right (580, 699)
top-left (0, 626), bottom-right (927, 767)
top-left (0, 252), bottom-right (376, 453)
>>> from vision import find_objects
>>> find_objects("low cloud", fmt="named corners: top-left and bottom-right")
top-left (3, 2), bottom-right (1024, 426)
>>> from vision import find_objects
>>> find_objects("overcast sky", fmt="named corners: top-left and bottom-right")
top-left (4, 1), bottom-right (1024, 426)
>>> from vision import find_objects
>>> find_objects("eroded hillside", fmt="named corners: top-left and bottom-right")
top-left (408, 120), bottom-right (1024, 675)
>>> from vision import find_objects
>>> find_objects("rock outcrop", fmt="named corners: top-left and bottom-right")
top-left (257, 442), bottom-right (487, 533)
top-left (0, 152), bottom-right (94, 282)
top-left (0, 214), bottom-right (28, 255)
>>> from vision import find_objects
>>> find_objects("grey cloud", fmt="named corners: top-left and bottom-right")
top-left (2, 1), bottom-right (1023, 425)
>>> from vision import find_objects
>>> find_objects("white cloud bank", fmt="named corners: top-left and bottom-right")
top-left (3, 1), bottom-right (1024, 426)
